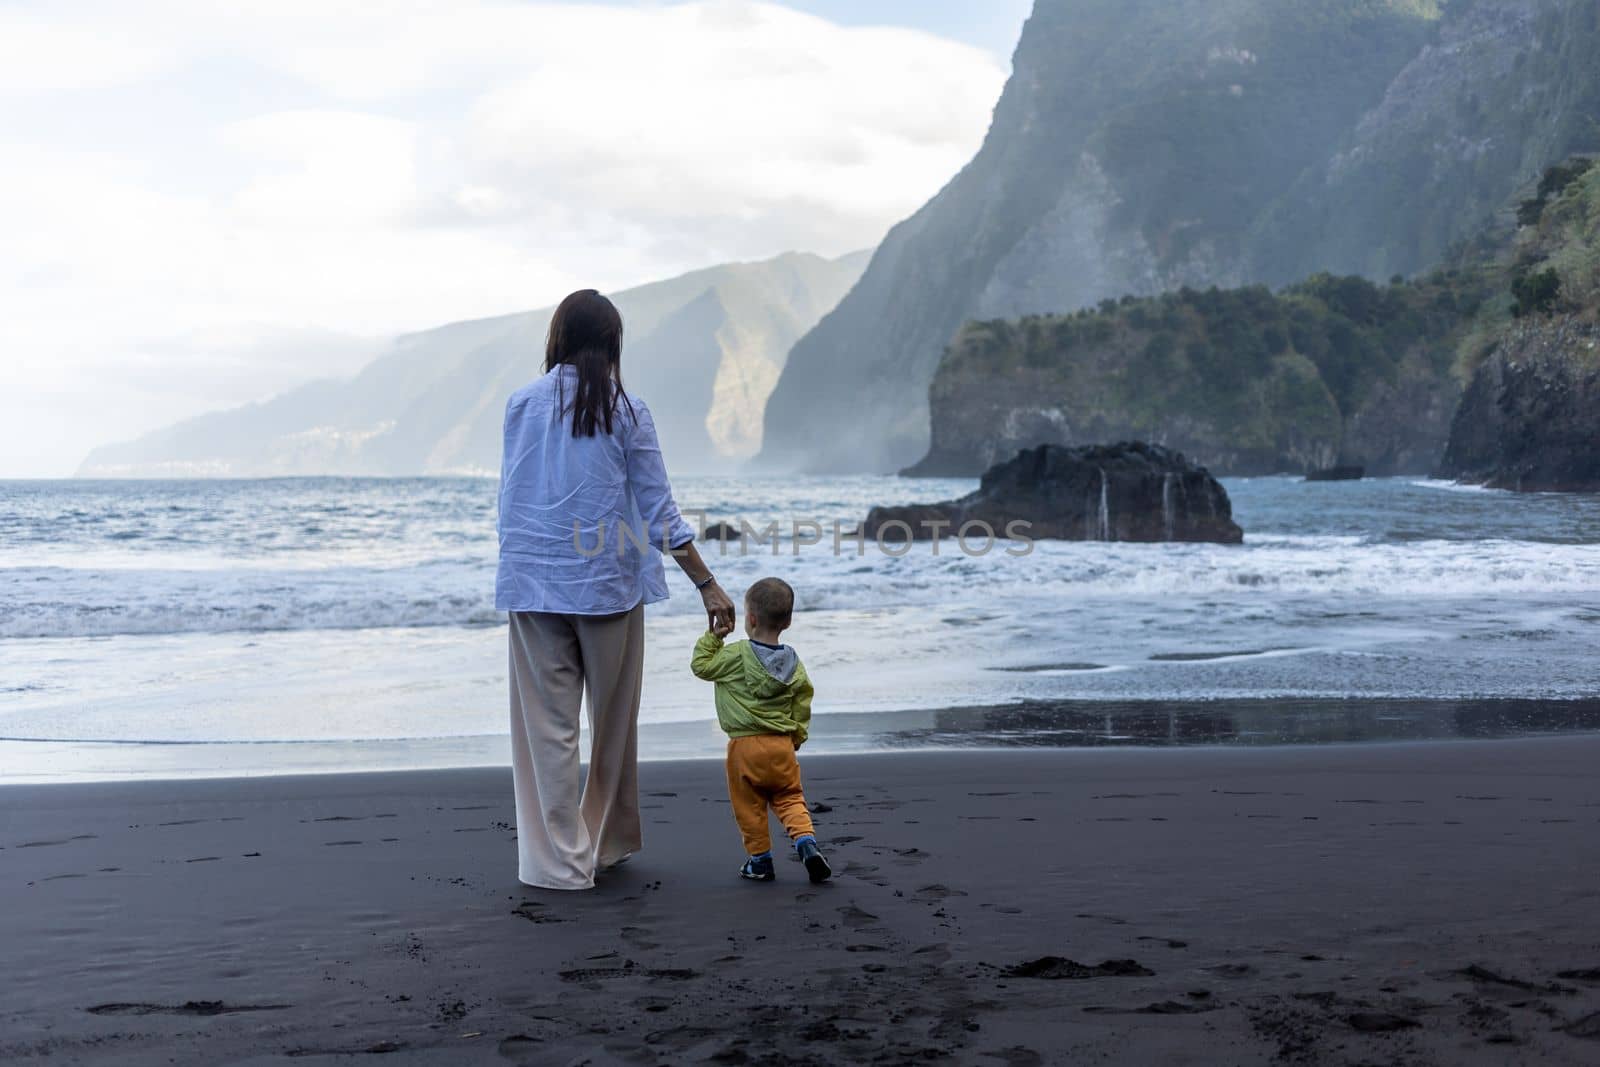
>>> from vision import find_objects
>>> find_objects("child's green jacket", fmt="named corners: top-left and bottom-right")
top-left (691, 632), bottom-right (813, 747)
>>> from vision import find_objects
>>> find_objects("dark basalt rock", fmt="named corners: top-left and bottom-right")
top-left (863, 443), bottom-right (1243, 544)
top-left (700, 521), bottom-right (743, 542)
top-left (1437, 318), bottom-right (1600, 492)
top-left (1305, 465), bottom-right (1365, 482)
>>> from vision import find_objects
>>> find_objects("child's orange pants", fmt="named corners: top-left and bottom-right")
top-left (725, 734), bottom-right (815, 856)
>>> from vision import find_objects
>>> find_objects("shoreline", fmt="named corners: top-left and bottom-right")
top-left (4, 738), bottom-right (1598, 1064)
top-left (6, 694), bottom-right (1600, 786)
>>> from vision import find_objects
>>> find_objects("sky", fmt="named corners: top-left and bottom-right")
top-left (0, 0), bottom-right (1032, 478)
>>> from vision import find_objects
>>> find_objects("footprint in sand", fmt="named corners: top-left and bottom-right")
top-left (977, 1047), bottom-right (1043, 1067)
top-left (1084, 1000), bottom-right (1217, 1015)
top-left (621, 925), bottom-right (659, 948)
top-left (913, 884), bottom-right (968, 902)
top-left (86, 1001), bottom-right (288, 1017)
top-left (1136, 936), bottom-right (1189, 949)
top-left (1000, 957), bottom-right (1153, 980)
top-left (512, 901), bottom-right (569, 925)
top-left (557, 963), bottom-right (697, 983)
top-left (17, 835), bottom-right (97, 848)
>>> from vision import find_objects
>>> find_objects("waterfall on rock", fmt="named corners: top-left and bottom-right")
top-left (1162, 473), bottom-right (1175, 542)
top-left (1097, 468), bottom-right (1111, 542)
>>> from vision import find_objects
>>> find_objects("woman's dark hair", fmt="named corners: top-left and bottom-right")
top-left (544, 289), bottom-right (634, 437)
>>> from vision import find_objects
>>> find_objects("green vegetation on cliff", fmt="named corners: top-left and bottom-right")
top-left (924, 270), bottom-right (1490, 475)
top-left (1454, 155), bottom-right (1600, 372)
top-left (1438, 160), bottom-right (1600, 489)
top-left (1512, 157), bottom-right (1600, 323)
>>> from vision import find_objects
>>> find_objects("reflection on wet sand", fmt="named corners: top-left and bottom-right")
top-left (874, 697), bottom-right (1600, 748)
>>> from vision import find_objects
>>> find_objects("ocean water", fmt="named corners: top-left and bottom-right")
top-left (2, 475), bottom-right (1598, 781)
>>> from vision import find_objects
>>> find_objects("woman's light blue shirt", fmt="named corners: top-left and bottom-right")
top-left (495, 365), bottom-right (696, 615)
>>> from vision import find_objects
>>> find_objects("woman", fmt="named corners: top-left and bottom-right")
top-left (496, 289), bottom-right (735, 890)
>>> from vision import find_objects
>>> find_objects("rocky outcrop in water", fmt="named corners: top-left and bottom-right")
top-left (1305, 466), bottom-right (1364, 483)
top-left (1437, 318), bottom-right (1600, 492)
top-left (863, 443), bottom-right (1242, 545)
top-left (701, 521), bottom-right (743, 542)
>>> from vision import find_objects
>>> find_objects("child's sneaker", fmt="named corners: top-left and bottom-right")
top-left (796, 838), bottom-right (832, 883)
top-left (739, 854), bottom-right (775, 882)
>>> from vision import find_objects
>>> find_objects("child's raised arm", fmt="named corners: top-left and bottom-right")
top-left (691, 631), bottom-right (743, 682)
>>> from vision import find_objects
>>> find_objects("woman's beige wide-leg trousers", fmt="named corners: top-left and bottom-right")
top-left (508, 604), bottom-right (644, 890)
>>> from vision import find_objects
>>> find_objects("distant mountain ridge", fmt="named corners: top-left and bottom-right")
top-left (78, 251), bottom-right (869, 478)
top-left (759, 0), bottom-right (1600, 473)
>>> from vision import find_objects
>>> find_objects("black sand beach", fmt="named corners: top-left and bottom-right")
top-left (4, 737), bottom-right (1599, 1065)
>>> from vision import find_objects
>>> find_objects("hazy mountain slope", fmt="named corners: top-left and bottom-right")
top-left (1252, 0), bottom-right (1600, 281)
top-left (78, 251), bottom-right (868, 478)
top-left (759, 0), bottom-right (1600, 474)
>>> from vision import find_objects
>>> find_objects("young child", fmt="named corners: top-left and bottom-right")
top-left (691, 576), bottom-right (831, 884)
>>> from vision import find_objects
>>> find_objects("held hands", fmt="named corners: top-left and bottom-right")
top-left (701, 580), bottom-right (735, 636)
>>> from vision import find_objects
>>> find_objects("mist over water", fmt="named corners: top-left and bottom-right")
top-left (2, 475), bottom-right (1598, 780)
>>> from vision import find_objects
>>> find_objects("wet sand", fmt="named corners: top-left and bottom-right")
top-left (3, 737), bottom-right (1599, 1065)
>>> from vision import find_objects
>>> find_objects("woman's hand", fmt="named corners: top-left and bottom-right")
top-left (669, 540), bottom-right (735, 633)
top-left (701, 580), bottom-right (735, 635)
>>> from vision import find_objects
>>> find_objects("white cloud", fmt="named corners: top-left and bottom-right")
top-left (0, 9), bottom-right (172, 91)
top-left (223, 111), bottom-right (421, 225)
top-left (0, 1), bottom-right (1008, 475)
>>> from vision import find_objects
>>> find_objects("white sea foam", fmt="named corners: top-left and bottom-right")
top-left (4, 535), bottom-right (1598, 639)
